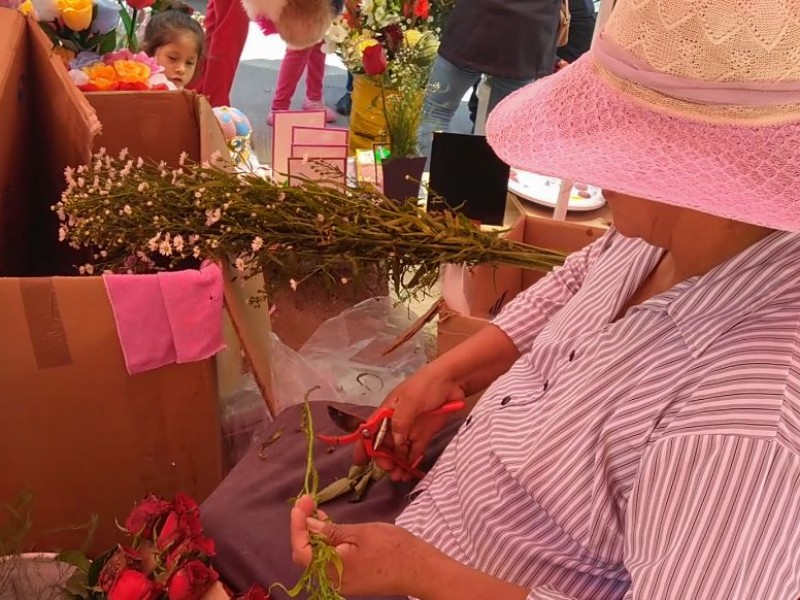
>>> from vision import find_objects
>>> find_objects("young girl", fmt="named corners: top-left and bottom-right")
top-left (142, 4), bottom-right (205, 90)
top-left (258, 18), bottom-right (336, 125)
top-left (244, 0), bottom-right (344, 125)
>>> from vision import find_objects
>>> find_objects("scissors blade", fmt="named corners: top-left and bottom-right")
top-left (326, 405), bottom-right (365, 433)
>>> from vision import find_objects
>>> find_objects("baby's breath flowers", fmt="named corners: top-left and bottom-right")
top-left (55, 149), bottom-right (566, 303)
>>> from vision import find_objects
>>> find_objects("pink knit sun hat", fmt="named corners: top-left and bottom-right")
top-left (486, 0), bottom-right (800, 232)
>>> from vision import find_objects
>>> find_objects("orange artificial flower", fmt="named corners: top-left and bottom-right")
top-left (112, 60), bottom-right (152, 85)
top-left (83, 64), bottom-right (119, 91)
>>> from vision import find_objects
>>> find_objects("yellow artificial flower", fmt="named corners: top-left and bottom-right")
top-left (404, 29), bottom-right (423, 47)
top-left (84, 64), bottom-right (118, 91)
top-left (18, 0), bottom-right (34, 16)
top-left (57, 0), bottom-right (93, 31)
top-left (113, 60), bottom-right (152, 84)
top-left (357, 37), bottom-right (379, 55)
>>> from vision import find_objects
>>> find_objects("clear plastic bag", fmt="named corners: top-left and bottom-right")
top-left (218, 372), bottom-right (271, 472)
top-left (269, 296), bottom-right (428, 413)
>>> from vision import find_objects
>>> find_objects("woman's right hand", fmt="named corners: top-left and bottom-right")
top-left (356, 363), bottom-right (467, 482)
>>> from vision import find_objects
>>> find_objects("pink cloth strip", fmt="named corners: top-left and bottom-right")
top-left (103, 262), bottom-right (225, 375)
top-left (593, 33), bottom-right (800, 106)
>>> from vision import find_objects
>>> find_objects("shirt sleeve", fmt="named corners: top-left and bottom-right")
top-left (621, 434), bottom-right (800, 599)
top-left (523, 434), bottom-right (800, 600)
top-left (492, 232), bottom-right (607, 354)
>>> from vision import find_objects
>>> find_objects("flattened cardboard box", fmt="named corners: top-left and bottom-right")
top-left (0, 11), bottom-right (272, 555)
top-left (437, 215), bottom-right (608, 357)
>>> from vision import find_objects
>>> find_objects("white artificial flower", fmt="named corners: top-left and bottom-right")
top-left (32, 0), bottom-right (59, 22)
top-left (235, 257), bottom-right (246, 272)
top-left (148, 233), bottom-right (161, 252)
top-left (327, 22), bottom-right (348, 43)
top-left (193, 246), bottom-right (202, 258)
top-left (173, 235), bottom-right (185, 253)
top-left (251, 236), bottom-right (264, 252)
top-left (204, 208), bottom-right (222, 226)
top-left (123, 205), bottom-right (132, 215)
top-left (289, 278), bottom-right (298, 291)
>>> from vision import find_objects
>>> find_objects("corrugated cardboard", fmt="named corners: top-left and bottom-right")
top-left (437, 215), bottom-right (607, 356)
top-left (0, 10), bottom-right (100, 277)
top-left (0, 12), bottom-right (272, 555)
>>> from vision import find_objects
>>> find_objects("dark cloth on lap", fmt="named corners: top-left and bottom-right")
top-left (201, 401), bottom-right (464, 599)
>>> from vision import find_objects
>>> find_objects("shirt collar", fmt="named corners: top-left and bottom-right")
top-left (661, 231), bottom-right (800, 357)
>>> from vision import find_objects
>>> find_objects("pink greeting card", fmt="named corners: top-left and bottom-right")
top-left (288, 157), bottom-right (348, 188)
top-left (271, 110), bottom-right (327, 183)
top-left (290, 144), bottom-right (349, 161)
top-left (291, 126), bottom-right (349, 147)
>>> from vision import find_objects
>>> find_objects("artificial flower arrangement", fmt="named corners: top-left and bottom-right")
top-left (59, 493), bottom-right (270, 599)
top-left (54, 148), bottom-right (566, 302)
top-left (323, 0), bottom-right (449, 157)
top-left (67, 48), bottom-right (173, 91)
top-left (18, 0), bottom-right (196, 91)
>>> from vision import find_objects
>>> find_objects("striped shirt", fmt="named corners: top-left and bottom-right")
top-left (396, 229), bottom-right (800, 599)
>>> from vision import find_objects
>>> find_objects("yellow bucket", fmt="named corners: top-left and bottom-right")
top-left (349, 75), bottom-right (394, 154)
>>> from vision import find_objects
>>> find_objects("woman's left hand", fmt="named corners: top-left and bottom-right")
top-left (289, 494), bottom-right (433, 598)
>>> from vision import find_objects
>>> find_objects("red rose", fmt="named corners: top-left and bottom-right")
top-left (125, 495), bottom-right (173, 539)
top-left (240, 584), bottom-right (270, 599)
top-left (165, 535), bottom-right (216, 570)
top-left (363, 44), bottom-right (388, 76)
top-left (156, 495), bottom-right (204, 552)
top-left (413, 0), bottom-right (429, 18)
top-left (167, 560), bottom-right (219, 600)
top-left (126, 0), bottom-right (155, 9)
top-left (108, 569), bottom-right (162, 600)
top-left (98, 547), bottom-right (144, 592)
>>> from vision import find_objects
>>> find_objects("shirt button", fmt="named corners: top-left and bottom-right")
top-left (543, 381), bottom-right (549, 391)
top-left (500, 395), bottom-right (512, 406)
top-left (569, 350), bottom-right (576, 361)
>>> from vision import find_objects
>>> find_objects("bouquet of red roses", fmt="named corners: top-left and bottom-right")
top-left (63, 493), bottom-right (268, 600)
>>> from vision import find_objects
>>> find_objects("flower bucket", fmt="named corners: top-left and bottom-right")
top-left (349, 75), bottom-right (393, 154)
top-left (382, 156), bottom-right (426, 202)
top-left (0, 553), bottom-right (76, 600)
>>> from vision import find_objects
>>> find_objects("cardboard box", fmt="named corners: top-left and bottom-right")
top-left (508, 192), bottom-right (613, 231)
top-left (437, 215), bottom-right (607, 356)
top-left (0, 11), bottom-right (272, 554)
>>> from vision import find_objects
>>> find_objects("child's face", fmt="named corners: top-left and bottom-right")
top-left (154, 34), bottom-right (199, 89)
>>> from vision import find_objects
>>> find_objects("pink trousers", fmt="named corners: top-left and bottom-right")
top-left (257, 17), bottom-right (326, 110)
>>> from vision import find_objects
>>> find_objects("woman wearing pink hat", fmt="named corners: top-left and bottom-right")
top-left (201, 1), bottom-right (800, 597)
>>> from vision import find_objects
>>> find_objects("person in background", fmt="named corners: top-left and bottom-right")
top-left (257, 15), bottom-right (338, 125)
top-left (556, 0), bottom-right (596, 64)
top-left (142, 3), bottom-right (205, 89)
top-left (417, 0), bottom-right (562, 158)
top-left (187, 0), bottom-right (248, 106)
top-left (335, 71), bottom-right (353, 116)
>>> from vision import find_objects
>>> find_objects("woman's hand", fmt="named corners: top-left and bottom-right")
top-left (290, 495), bottom-right (530, 600)
top-left (357, 362), bottom-right (467, 482)
top-left (289, 495), bottom-right (431, 598)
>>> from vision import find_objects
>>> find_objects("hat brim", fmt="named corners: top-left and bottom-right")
top-left (486, 55), bottom-right (800, 233)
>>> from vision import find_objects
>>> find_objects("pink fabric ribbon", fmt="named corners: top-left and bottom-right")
top-left (593, 33), bottom-right (800, 107)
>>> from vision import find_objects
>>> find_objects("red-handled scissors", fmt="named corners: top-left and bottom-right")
top-left (317, 401), bottom-right (465, 479)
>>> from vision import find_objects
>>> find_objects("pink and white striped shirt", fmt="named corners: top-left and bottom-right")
top-left (397, 229), bottom-right (800, 599)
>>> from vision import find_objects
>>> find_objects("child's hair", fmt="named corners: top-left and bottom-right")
top-left (142, 2), bottom-right (205, 57)
top-left (276, 0), bottom-right (337, 49)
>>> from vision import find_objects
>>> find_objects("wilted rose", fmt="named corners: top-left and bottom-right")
top-left (167, 560), bottom-right (219, 600)
top-left (165, 535), bottom-right (216, 570)
top-left (98, 547), bottom-right (144, 592)
top-left (237, 584), bottom-right (271, 599)
top-left (125, 494), bottom-right (172, 539)
top-left (362, 43), bottom-right (387, 76)
top-left (108, 569), bottom-right (162, 600)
